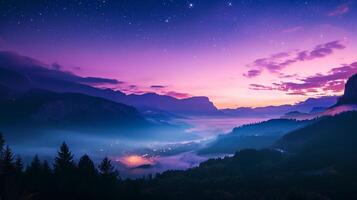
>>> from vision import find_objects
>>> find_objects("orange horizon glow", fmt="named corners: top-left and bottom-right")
top-left (118, 155), bottom-right (155, 167)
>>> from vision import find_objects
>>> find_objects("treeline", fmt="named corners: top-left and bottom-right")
top-left (0, 133), bottom-right (142, 200)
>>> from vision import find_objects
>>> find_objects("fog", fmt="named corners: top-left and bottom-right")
top-left (3, 116), bottom-right (267, 178)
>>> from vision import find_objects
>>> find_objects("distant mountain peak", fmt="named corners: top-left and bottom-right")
top-left (337, 73), bottom-right (357, 105)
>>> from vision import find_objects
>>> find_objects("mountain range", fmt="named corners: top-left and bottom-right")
top-left (221, 96), bottom-right (338, 118)
top-left (0, 51), bottom-right (220, 117)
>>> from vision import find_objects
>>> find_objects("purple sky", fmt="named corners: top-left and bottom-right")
top-left (1, 0), bottom-right (357, 108)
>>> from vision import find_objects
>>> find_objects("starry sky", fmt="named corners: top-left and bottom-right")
top-left (1, 0), bottom-right (357, 108)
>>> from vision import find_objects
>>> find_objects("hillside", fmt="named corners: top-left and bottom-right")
top-left (199, 118), bottom-right (312, 154)
top-left (0, 89), bottom-right (150, 130)
top-left (274, 111), bottom-right (357, 154)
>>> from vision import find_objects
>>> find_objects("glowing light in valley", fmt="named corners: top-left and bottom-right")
top-left (118, 155), bottom-right (155, 167)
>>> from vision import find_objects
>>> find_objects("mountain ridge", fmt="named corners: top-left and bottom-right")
top-left (0, 51), bottom-right (220, 116)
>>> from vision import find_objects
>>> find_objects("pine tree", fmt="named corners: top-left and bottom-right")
top-left (26, 155), bottom-right (42, 175)
top-left (14, 156), bottom-right (24, 172)
top-left (2, 145), bottom-right (15, 174)
top-left (98, 157), bottom-right (118, 179)
top-left (0, 133), bottom-right (5, 174)
top-left (54, 142), bottom-right (75, 174)
top-left (77, 154), bottom-right (99, 199)
top-left (78, 154), bottom-right (97, 176)
top-left (0, 132), bottom-right (4, 155)
top-left (42, 160), bottom-right (52, 176)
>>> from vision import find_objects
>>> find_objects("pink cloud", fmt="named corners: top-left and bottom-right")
top-left (249, 84), bottom-right (274, 91)
top-left (165, 91), bottom-right (191, 99)
top-left (328, 4), bottom-right (350, 17)
top-left (244, 40), bottom-right (346, 78)
top-left (150, 85), bottom-right (166, 89)
top-left (243, 69), bottom-right (262, 78)
top-left (249, 62), bottom-right (357, 95)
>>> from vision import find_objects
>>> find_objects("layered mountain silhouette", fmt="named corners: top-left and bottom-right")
top-left (274, 111), bottom-right (357, 154)
top-left (0, 51), bottom-right (220, 116)
top-left (199, 118), bottom-right (312, 154)
top-left (221, 96), bottom-right (338, 118)
top-left (0, 87), bottom-right (149, 130)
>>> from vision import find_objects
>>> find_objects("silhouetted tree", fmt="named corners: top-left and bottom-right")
top-left (14, 156), bottom-right (24, 172)
top-left (2, 145), bottom-right (14, 174)
top-left (26, 155), bottom-right (41, 175)
top-left (0, 133), bottom-right (6, 173)
top-left (78, 154), bottom-right (97, 176)
top-left (53, 142), bottom-right (77, 199)
top-left (77, 154), bottom-right (99, 200)
top-left (42, 160), bottom-right (52, 176)
top-left (54, 142), bottom-right (75, 174)
top-left (0, 132), bottom-right (4, 156)
top-left (98, 157), bottom-right (119, 199)
top-left (0, 145), bottom-right (19, 199)
top-left (99, 157), bottom-right (118, 180)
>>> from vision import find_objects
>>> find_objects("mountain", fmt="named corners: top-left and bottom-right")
top-left (0, 51), bottom-right (220, 116)
top-left (336, 73), bottom-right (357, 105)
top-left (221, 96), bottom-right (337, 118)
top-left (282, 73), bottom-right (357, 120)
top-left (198, 118), bottom-right (312, 154)
top-left (120, 93), bottom-right (221, 116)
top-left (274, 111), bottom-right (357, 154)
top-left (0, 88), bottom-right (149, 130)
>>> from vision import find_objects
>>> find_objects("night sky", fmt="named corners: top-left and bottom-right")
top-left (1, 0), bottom-right (357, 108)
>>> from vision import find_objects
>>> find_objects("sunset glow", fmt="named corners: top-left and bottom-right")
top-left (119, 155), bottom-right (155, 167)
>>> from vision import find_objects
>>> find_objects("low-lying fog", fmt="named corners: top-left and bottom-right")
top-left (4, 116), bottom-right (267, 178)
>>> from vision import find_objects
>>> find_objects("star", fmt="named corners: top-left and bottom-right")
top-left (227, 2), bottom-right (232, 7)
top-left (164, 16), bottom-right (171, 23)
top-left (188, 3), bottom-right (194, 9)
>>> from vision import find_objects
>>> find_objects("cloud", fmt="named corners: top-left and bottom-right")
top-left (165, 91), bottom-right (191, 99)
top-left (249, 62), bottom-right (357, 95)
top-left (243, 69), bottom-right (262, 78)
top-left (150, 85), bottom-right (166, 89)
top-left (79, 77), bottom-right (124, 85)
top-left (244, 40), bottom-right (346, 78)
top-left (328, 3), bottom-right (350, 17)
top-left (249, 84), bottom-right (274, 91)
